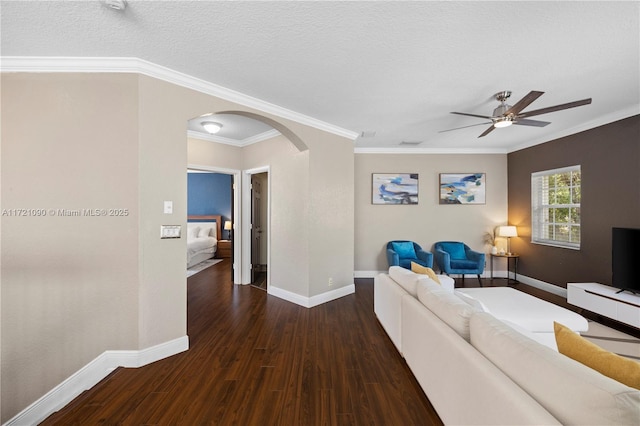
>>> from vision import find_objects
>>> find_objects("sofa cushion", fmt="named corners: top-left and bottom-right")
top-left (434, 274), bottom-right (455, 292)
top-left (450, 259), bottom-right (478, 269)
top-left (410, 262), bottom-right (441, 284)
top-left (555, 321), bottom-right (640, 390)
top-left (388, 266), bottom-right (422, 297)
top-left (439, 242), bottom-right (465, 259)
top-left (455, 290), bottom-right (489, 312)
top-left (471, 312), bottom-right (640, 425)
top-left (391, 241), bottom-right (416, 259)
top-left (417, 281), bottom-right (480, 341)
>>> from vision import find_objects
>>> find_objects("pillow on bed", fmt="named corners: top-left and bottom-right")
top-left (198, 226), bottom-right (214, 238)
top-left (189, 226), bottom-right (201, 238)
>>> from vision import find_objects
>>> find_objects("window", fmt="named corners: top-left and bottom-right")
top-left (531, 165), bottom-right (581, 249)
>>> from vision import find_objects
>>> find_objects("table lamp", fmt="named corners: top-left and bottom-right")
top-left (497, 226), bottom-right (518, 255)
top-left (224, 220), bottom-right (232, 240)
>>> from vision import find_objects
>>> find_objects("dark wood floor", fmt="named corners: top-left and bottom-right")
top-left (41, 263), bottom-right (640, 425)
top-left (42, 260), bottom-right (442, 425)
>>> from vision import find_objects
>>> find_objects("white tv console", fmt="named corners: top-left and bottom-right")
top-left (567, 283), bottom-right (640, 329)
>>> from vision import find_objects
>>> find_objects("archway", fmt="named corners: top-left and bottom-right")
top-left (187, 111), bottom-right (306, 288)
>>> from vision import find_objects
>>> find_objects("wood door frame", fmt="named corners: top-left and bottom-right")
top-left (242, 166), bottom-right (270, 286)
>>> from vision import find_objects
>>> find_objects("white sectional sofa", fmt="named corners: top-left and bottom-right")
top-left (374, 266), bottom-right (640, 425)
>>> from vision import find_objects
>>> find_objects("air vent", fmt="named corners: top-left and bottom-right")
top-left (104, 0), bottom-right (127, 10)
top-left (360, 131), bottom-right (376, 138)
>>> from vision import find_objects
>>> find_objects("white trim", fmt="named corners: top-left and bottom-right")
top-left (353, 269), bottom-right (567, 298)
top-left (354, 147), bottom-right (508, 154)
top-left (240, 129), bottom-right (282, 146)
top-left (5, 336), bottom-right (189, 426)
top-left (531, 164), bottom-right (580, 178)
top-left (0, 56), bottom-right (359, 141)
top-left (508, 106), bottom-right (640, 153)
top-left (187, 163), bottom-right (242, 284)
top-left (268, 284), bottom-right (356, 308)
top-left (187, 129), bottom-right (281, 147)
top-left (354, 270), bottom-right (384, 278)
top-left (242, 166), bottom-right (270, 286)
top-left (516, 274), bottom-right (568, 298)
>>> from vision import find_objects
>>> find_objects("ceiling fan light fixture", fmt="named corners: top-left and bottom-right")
top-left (493, 117), bottom-right (513, 128)
top-left (202, 121), bottom-right (223, 134)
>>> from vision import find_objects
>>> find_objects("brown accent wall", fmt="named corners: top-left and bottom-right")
top-left (508, 115), bottom-right (640, 289)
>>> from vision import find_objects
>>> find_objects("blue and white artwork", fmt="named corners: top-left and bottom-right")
top-left (439, 173), bottom-right (486, 205)
top-left (372, 173), bottom-right (419, 205)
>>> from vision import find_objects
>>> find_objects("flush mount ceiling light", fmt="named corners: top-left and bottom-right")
top-left (201, 121), bottom-right (223, 134)
top-left (104, 0), bottom-right (127, 10)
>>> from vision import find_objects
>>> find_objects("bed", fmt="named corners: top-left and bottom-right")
top-left (187, 215), bottom-right (222, 268)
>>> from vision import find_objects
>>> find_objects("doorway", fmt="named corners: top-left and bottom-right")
top-left (187, 165), bottom-right (241, 284)
top-left (250, 172), bottom-right (268, 290)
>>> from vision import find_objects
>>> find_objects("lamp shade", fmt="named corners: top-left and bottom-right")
top-left (224, 221), bottom-right (232, 231)
top-left (497, 225), bottom-right (518, 237)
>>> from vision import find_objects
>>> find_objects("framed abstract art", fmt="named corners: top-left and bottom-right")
top-left (372, 173), bottom-right (418, 205)
top-left (439, 173), bottom-right (486, 205)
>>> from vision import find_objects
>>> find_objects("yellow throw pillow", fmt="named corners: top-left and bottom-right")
top-left (554, 321), bottom-right (640, 390)
top-left (410, 262), bottom-right (441, 284)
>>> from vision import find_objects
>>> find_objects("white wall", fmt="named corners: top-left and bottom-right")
top-left (354, 153), bottom-right (508, 275)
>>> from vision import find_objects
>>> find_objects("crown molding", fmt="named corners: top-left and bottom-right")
top-left (187, 130), bottom-right (240, 146)
top-left (507, 106), bottom-right (640, 153)
top-left (187, 128), bottom-right (281, 146)
top-left (0, 56), bottom-right (359, 141)
top-left (240, 129), bottom-right (282, 146)
top-left (354, 147), bottom-right (508, 154)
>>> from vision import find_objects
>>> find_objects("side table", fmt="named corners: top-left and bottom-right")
top-left (490, 253), bottom-right (520, 284)
top-left (216, 240), bottom-right (232, 258)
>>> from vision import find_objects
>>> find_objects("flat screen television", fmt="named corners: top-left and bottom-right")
top-left (612, 227), bottom-right (640, 295)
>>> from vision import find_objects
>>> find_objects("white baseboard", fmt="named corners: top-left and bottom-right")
top-left (5, 335), bottom-right (189, 426)
top-left (354, 270), bottom-right (495, 279)
top-left (268, 284), bottom-right (355, 308)
top-left (517, 274), bottom-right (568, 298)
top-left (353, 270), bottom-right (567, 298)
top-left (354, 270), bottom-right (384, 279)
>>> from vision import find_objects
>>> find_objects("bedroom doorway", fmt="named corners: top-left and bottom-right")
top-left (187, 166), bottom-right (241, 284)
top-left (250, 172), bottom-right (268, 289)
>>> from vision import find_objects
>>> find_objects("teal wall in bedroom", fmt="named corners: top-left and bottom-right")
top-left (187, 172), bottom-right (232, 228)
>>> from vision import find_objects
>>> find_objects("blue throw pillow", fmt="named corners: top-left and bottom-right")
top-left (392, 242), bottom-right (417, 259)
top-left (440, 242), bottom-right (466, 259)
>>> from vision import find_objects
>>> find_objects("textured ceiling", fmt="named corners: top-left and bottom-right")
top-left (2, 1), bottom-right (639, 152)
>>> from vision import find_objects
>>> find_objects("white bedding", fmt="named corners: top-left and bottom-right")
top-left (187, 222), bottom-right (218, 267)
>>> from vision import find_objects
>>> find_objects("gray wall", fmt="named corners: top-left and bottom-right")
top-left (354, 153), bottom-right (508, 274)
top-left (507, 115), bottom-right (640, 288)
top-left (1, 72), bottom-right (355, 422)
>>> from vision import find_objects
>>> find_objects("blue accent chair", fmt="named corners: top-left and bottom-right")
top-left (386, 240), bottom-right (434, 270)
top-left (434, 241), bottom-right (485, 286)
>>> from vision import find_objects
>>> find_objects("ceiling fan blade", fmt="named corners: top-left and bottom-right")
top-left (513, 118), bottom-right (551, 127)
top-left (451, 111), bottom-right (494, 120)
top-left (439, 122), bottom-right (493, 133)
top-left (518, 98), bottom-right (592, 118)
top-left (504, 91), bottom-right (545, 116)
top-left (478, 125), bottom-right (496, 138)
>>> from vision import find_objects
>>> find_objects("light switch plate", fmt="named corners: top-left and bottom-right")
top-left (164, 201), bottom-right (173, 214)
top-left (160, 225), bottom-right (181, 239)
